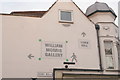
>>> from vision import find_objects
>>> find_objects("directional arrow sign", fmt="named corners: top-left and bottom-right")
top-left (81, 32), bottom-right (86, 37)
top-left (28, 54), bottom-right (34, 59)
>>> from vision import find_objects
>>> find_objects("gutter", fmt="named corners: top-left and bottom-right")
top-left (95, 24), bottom-right (103, 71)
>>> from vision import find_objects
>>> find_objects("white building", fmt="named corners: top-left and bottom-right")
top-left (118, 1), bottom-right (120, 73)
top-left (0, 0), bottom-right (120, 80)
top-left (118, 1), bottom-right (120, 38)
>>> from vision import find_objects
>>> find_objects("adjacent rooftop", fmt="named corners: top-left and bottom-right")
top-left (86, 2), bottom-right (117, 17)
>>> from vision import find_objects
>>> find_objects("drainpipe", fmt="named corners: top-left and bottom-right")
top-left (95, 24), bottom-right (103, 71)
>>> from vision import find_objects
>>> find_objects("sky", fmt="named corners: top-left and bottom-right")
top-left (0, 0), bottom-right (119, 24)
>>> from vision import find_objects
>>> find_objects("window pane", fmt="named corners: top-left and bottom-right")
top-left (104, 41), bottom-right (113, 55)
top-left (106, 56), bottom-right (114, 69)
top-left (61, 11), bottom-right (72, 21)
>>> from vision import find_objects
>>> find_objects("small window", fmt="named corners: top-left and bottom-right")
top-left (59, 10), bottom-right (73, 23)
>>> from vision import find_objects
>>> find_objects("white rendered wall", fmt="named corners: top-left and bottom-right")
top-left (88, 12), bottom-right (116, 24)
top-left (118, 1), bottom-right (120, 73)
top-left (97, 22), bottom-right (119, 71)
top-left (2, 1), bottom-right (99, 78)
top-left (0, 15), bottom-right (2, 79)
top-left (87, 5), bottom-right (119, 75)
top-left (98, 23), bottom-right (118, 38)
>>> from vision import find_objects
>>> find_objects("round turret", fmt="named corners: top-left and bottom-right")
top-left (86, 2), bottom-right (117, 17)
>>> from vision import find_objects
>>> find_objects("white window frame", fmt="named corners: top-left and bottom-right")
top-left (59, 10), bottom-right (73, 23)
top-left (104, 40), bottom-right (115, 70)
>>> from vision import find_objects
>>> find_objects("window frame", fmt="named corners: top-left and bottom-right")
top-left (59, 10), bottom-right (73, 23)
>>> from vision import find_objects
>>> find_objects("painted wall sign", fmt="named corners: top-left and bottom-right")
top-left (79, 40), bottom-right (90, 49)
top-left (28, 54), bottom-right (34, 59)
top-left (71, 53), bottom-right (77, 62)
top-left (42, 42), bottom-right (66, 59)
top-left (81, 32), bottom-right (86, 37)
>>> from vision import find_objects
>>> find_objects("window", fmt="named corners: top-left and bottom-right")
top-left (59, 10), bottom-right (73, 23)
top-left (104, 41), bottom-right (115, 69)
top-left (116, 42), bottom-right (120, 70)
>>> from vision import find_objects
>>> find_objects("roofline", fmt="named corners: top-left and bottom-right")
top-left (1, 0), bottom-right (110, 24)
top-left (72, 1), bottom-right (95, 24)
top-left (0, 13), bottom-right (43, 18)
top-left (40, 0), bottom-right (95, 25)
top-left (0, 1), bottom-right (58, 18)
top-left (87, 10), bottom-right (117, 18)
top-left (97, 22), bottom-right (118, 28)
top-left (39, 0), bottom-right (58, 18)
top-left (0, 13), bottom-right (11, 15)
top-left (10, 11), bottom-right (47, 14)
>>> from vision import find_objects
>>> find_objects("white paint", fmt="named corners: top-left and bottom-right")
top-left (88, 12), bottom-right (116, 24)
top-left (1, 0), bottom-right (119, 78)
top-left (89, 10), bottom-right (119, 70)
top-left (0, 13), bottom-right (2, 79)
top-left (119, 1), bottom-right (120, 39)
top-left (1, 1), bottom-right (99, 78)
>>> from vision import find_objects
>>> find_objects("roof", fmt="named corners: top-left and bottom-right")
top-left (0, 1), bottom-right (57, 18)
top-left (86, 2), bottom-right (117, 17)
top-left (10, 11), bottom-right (47, 18)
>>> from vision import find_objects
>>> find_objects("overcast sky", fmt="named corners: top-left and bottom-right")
top-left (0, 0), bottom-right (119, 24)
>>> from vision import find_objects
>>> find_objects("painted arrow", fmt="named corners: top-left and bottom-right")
top-left (28, 54), bottom-right (34, 59)
top-left (81, 32), bottom-right (86, 37)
